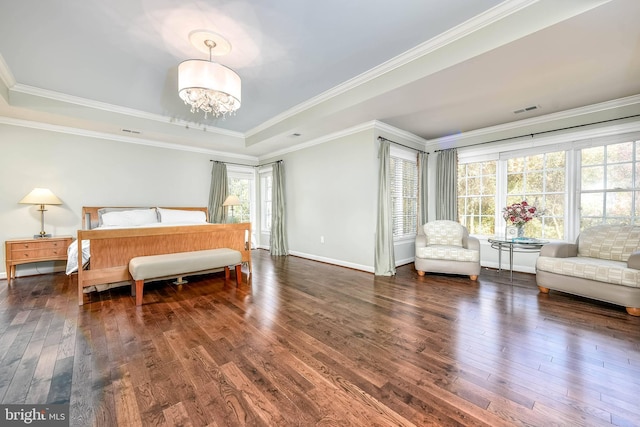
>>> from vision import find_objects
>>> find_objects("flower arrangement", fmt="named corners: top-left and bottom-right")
top-left (503, 200), bottom-right (542, 227)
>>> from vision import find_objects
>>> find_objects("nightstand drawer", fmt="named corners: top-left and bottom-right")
top-left (8, 240), bottom-right (68, 251)
top-left (11, 248), bottom-right (67, 259)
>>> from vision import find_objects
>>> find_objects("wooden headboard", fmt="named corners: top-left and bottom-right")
top-left (82, 206), bottom-right (209, 229)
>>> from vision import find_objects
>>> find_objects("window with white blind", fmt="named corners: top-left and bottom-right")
top-left (390, 148), bottom-right (418, 239)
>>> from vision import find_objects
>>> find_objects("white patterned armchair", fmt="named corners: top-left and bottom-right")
top-left (415, 220), bottom-right (481, 280)
top-left (536, 224), bottom-right (640, 316)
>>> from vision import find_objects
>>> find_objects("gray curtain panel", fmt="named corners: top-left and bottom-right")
top-left (375, 140), bottom-right (396, 276)
top-left (270, 161), bottom-right (289, 255)
top-left (436, 148), bottom-right (458, 221)
top-left (208, 161), bottom-right (228, 223)
top-left (418, 152), bottom-right (429, 227)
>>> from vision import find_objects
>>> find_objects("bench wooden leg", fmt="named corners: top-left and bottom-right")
top-left (626, 307), bottom-right (640, 316)
top-left (235, 264), bottom-right (242, 286)
top-left (224, 266), bottom-right (230, 280)
top-left (135, 280), bottom-right (144, 306)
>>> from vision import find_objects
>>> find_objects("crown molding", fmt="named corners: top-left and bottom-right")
top-left (0, 115), bottom-right (258, 162)
top-left (258, 120), bottom-right (426, 161)
top-left (373, 120), bottom-right (429, 146)
top-left (426, 94), bottom-right (640, 149)
top-left (246, 0), bottom-right (541, 138)
top-left (0, 53), bottom-right (15, 89)
top-left (11, 83), bottom-right (244, 138)
top-left (258, 121), bottom-right (376, 161)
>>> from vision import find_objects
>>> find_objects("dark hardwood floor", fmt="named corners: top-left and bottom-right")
top-left (1, 249), bottom-right (639, 426)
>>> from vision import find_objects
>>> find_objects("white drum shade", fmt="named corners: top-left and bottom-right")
top-left (178, 59), bottom-right (241, 117)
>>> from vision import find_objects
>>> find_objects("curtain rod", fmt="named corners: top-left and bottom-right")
top-left (433, 114), bottom-right (640, 153)
top-left (377, 136), bottom-right (428, 154)
top-left (209, 159), bottom-right (282, 168)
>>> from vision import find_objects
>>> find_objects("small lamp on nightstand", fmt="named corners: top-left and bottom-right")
top-left (222, 195), bottom-right (241, 223)
top-left (19, 188), bottom-right (62, 238)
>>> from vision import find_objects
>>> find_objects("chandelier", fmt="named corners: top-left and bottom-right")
top-left (178, 31), bottom-right (241, 119)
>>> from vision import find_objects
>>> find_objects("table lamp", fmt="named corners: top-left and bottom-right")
top-left (222, 195), bottom-right (241, 223)
top-left (19, 188), bottom-right (62, 238)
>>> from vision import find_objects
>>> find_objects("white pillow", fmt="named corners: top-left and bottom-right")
top-left (101, 209), bottom-right (158, 227)
top-left (158, 208), bottom-right (207, 224)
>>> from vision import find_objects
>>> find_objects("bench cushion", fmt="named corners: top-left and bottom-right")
top-left (129, 248), bottom-right (242, 281)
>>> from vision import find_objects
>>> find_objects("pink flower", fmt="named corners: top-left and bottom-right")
top-left (502, 200), bottom-right (542, 226)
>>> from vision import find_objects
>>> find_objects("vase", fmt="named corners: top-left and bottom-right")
top-left (517, 225), bottom-right (525, 238)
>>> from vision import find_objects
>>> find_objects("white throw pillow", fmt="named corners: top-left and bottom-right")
top-left (101, 209), bottom-right (158, 227)
top-left (158, 208), bottom-right (207, 224)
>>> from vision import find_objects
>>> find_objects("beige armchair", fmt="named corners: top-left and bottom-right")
top-left (415, 220), bottom-right (481, 280)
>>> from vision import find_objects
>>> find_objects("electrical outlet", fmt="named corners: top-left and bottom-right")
top-left (320, 235), bottom-right (325, 244)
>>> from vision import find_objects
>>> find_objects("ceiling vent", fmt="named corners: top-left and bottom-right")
top-left (121, 128), bottom-right (141, 134)
top-left (513, 105), bottom-right (540, 114)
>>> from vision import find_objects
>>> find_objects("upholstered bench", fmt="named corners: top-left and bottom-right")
top-left (129, 248), bottom-right (242, 306)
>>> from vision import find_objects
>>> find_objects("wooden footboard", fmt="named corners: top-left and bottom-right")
top-left (77, 222), bottom-right (252, 305)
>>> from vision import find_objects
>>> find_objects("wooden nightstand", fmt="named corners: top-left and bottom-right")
top-left (5, 236), bottom-right (73, 283)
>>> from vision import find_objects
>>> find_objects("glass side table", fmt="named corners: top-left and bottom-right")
top-left (488, 237), bottom-right (548, 281)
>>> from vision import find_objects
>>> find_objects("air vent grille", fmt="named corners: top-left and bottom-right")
top-left (121, 128), bottom-right (141, 134)
top-left (513, 105), bottom-right (540, 114)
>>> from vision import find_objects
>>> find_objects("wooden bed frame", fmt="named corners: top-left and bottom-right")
top-left (77, 206), bottom-right (251, 305)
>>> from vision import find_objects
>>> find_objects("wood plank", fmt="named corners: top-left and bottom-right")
top-left (25, 343), bottom-right (58, 403)
top-left (163, 401), bottom-right (194, 427)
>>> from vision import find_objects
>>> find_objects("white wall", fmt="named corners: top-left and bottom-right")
top-left (272, 128), bottom-right (378, 271)
top-left (258, 123), bottom-right (426, 272)
top-left (0, 124), bottom-right (214, 278)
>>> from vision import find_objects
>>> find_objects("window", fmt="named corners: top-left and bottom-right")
top-left (261, 173), bottom-right (272, 232)
top-left (580, 141), bottom-right (638, 228)
top-left (457, 131), bottom-right (640, 242)
top-left (390, 150), bottom-right (417, 239)
top-left (458, 160), bottom-right (496, 235)
top-left (458, 151), bottom-right (565, 239)
top-left (507, 151), bottom-right (565, 239)
top-left (227, 166), bottom-right (255, 239)
top-left (228, 176), bottom-right (252, 223)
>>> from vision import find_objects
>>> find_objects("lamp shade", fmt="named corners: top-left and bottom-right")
top-left (19, 188), bottom-right (62, 205)
top-left (222, 195), bottom-right (241, 207)
top-left (178, 60), bottom-right (241, 107)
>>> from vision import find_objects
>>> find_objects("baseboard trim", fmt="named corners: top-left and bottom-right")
top-left (288, 251), bottom-right (374, 273)
top-left (482, 261), bottom-right (536, 274)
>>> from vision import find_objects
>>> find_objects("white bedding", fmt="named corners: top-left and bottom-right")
top-left (65, 220), bottom-right (209, 275)
top-left (66, 239), bottom-right (91, 275)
